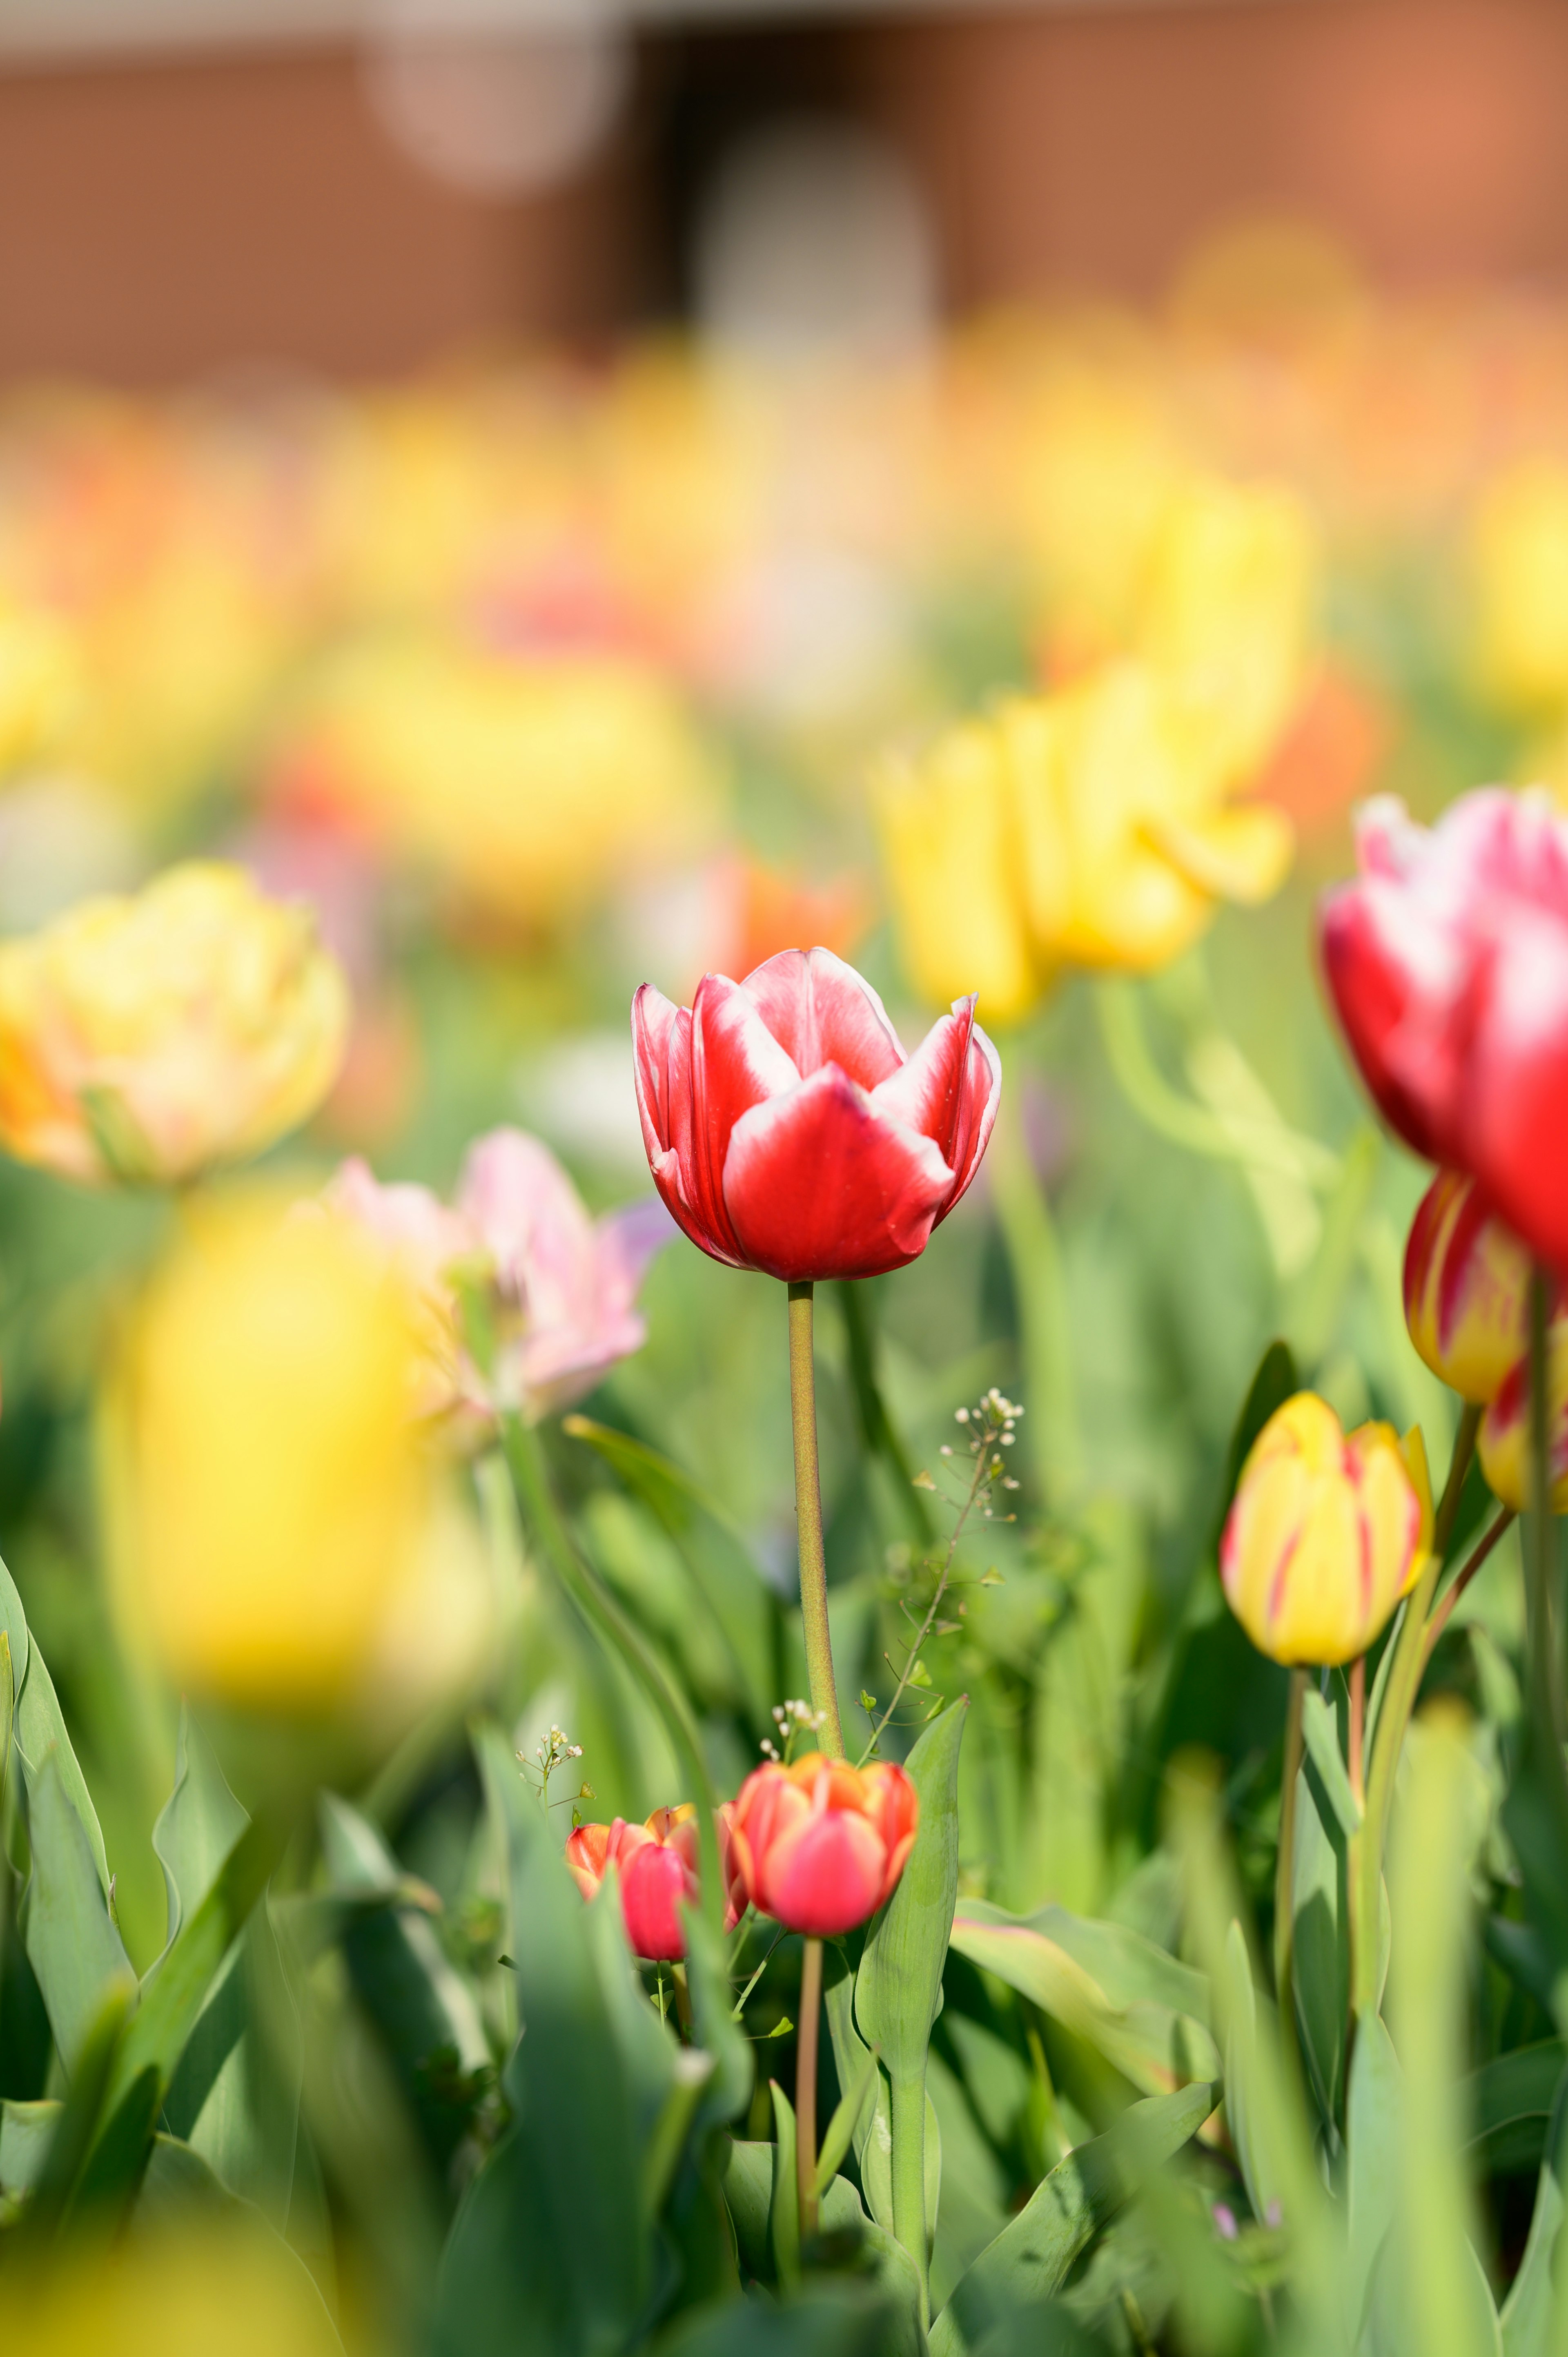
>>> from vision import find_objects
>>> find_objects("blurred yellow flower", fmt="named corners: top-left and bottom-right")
top-left (273, 638), bottom-right (722, 929)
top-left (7, 2229), bottom-right (343, 2357)
top-left (0, 600), bottom-right (80, 776)
top-left (1470, 458), bottom-right (1568, 716)
top-left (104, 1195), bottom-right (432, 1708)
top-left (875, 661), bottom-right (1294, 1019)
top-left (1220, 1391), bottom-right (1432, 1667)
top-left (1477, 1325), bottom-right (1568, 1513)
top-left (0, 861), bottom-right (348, 1185)
top-left (1136, 475), bottom-right (1318, 787)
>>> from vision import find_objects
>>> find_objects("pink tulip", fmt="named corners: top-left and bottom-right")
top-left (726, 1753), bottom-right (918, 1938)
top-left (632, 947), bottom-right (1000, 1282)
top-left (565, 1806), bottom-right (705, 1962)
top-left (325, 1125), bottom-right (674, 1424)
top-left (1320, 789), bottom-right (1568, 1270)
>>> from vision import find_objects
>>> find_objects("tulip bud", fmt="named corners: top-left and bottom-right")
top-left (1403, 1169), bottom-right (1533, 1406)
top-left (102, 1196), bottom-right (433, 1709)
top-left (0, 861), bottom-right (348, 1186)
top-left (1477, 1330), bottom-right (1568, 1512)
top-left (565, 1805), bottom-right (706, 1963)
top-left (726, 1753), bottom-right (918, 1938)
top-left (1220, 1392), bottom-right (1431, 1666)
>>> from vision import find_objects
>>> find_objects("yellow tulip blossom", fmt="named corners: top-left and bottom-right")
top-left (274, 637), bottom-right (722, 929)
top-left (7, 2228), bottom-right (343, 2357)
top-left (1220, 1392), bottom-right (1432, 1667)
top-left (875, 661), bottom-right (1295, 1019)
top-left (0, 600), bottom-right (79, 777)
top-left (1470, 457), bottom-right (1568, 715)
top-left (0, 861), bottom-right (348, 1185)
top-left (1477, 1324), bottom-right (1568, 1513)
top-left (104, 1195), bottom-right (432, 1709)
top-left (1136, 475), bottom-right (1318, 787)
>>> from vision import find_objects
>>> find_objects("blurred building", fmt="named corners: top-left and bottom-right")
top-left (3, 0), bottom-right (1568, 378)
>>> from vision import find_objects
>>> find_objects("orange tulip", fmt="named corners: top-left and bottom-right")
top-left (726, 1753), bottom-right (918, 1938)
top-left (566, 1805), bottom-right (714, 1963)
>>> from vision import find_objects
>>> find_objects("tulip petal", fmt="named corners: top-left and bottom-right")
top-left (688, 974), bottom-right (800, 1257)
top-left (741, 947), bottom-right (904, 1090)
top-left (723, 1065), bottom-right (954, 1282)
top-left (633, 984), bottom-right (744, 1266)
top-left (870, 998), bottom-right (1002, 1218)
top-left (763, 1808), bottom-right (889, 1937)
top-left (1467, 909), bottom-right (1568, 1269)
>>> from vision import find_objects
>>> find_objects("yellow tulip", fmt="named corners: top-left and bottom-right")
top-left (1220, 1392), bottom-right (1431, 1666)
top-left (7, 2229), bottom-right (343, 2357)
top-left (0, 861), bottom-right (348, 1185)
top-left (1470, 457), bottom-right (1568, 715)
top-left (875, 661), bottom-right (1294, 1019)
top-left (1136, 475), bottom-right (1318, 787)
top-left (274, 637), bottom-right (721, 928)
top-left (1403, 1167), bottom-right (1532, 1406)
top-left (104, 1195), bottom-right (432, 1708)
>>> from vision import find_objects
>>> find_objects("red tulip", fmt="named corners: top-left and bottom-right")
top-left (631, 947), bottom-right (1000, 1282)
top-left (1320, 790), bottom-right (1568, 1269)
top-left (565, 1804), bottom-right (708, 1963)
top-left (726, 1753), bottom-right (918, 1938)
top-left (1403, 1167), bottom-right (1533, 1405)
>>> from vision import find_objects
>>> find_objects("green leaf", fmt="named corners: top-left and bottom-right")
top-left (721, 2134), bottom-right (774, 2283)
top-left (1468, 2041), bottom-right (1567, 2180)
top-left (949, 1902), bottom-right (1218, 2098)
top-left (0, 2097), bottom-right (58, 2196)
top-left (814, 2040), bottom-right (880, 2199)
top-left (819, 2171), bottom-right (925, 2357)
top-left (1, 1556), bottom-right (108, 1897)
top-left (153, 1705), bottom-right (250, 1951)
top-left (433, 1729), bottom-right (653, 2357)
top-left (135, 2134), bottom-right (346, 2349)
top-left (822, 1950), bottom-right (939, 2244)
top-left (683, 1903), bottom-right (754, 2133)
top-left (1292, 1751), bottom-right (1350, 2134)
top-left (656, 2280), bottom-right (907, 2357)
top-left (23, 1748), bottom-right (133, 2072)
top-left (770, 2078), bottom-right (800, 2286)
top-left (927, 2080), bottom-right (1218, 2357)
top-left (318, 1792), bottom-right (490, 2170)
top-left (857, 1701), bottom-right (968, 2080)
top-left (0, 1628), bottom-right (14, 1826)
top-left (1300, 1689), bottom-right (1361, 1836)
top-left (14, 1980), bottom-right (133, 2241)
top-left (564, 1415), bottom-right (779, 1724)
top-left (1499, 2066), bottom-right (1568, 2357)
top-left (104, 1815), bottom-right (278, 2122)
top-left (1345, 2009), bottom-right (1401, 2346)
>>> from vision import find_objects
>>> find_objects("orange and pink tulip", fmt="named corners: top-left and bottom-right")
top-left (726, 1753), bottom-right (918, 1938)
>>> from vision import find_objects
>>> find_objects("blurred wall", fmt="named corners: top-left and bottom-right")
top-left (3, 2), bottom-right (1568, 380)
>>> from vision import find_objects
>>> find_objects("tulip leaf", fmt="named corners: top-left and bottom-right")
top-left (1300, 1689), bottom-right (1361, 1836)
top-left (948, 1901), bottom-right (1218, 2097)
top-left (927, 2078), bottom-right (1218, 2357)
top-left (1466, 2039), bottom-right (1567, 2178)
top-left (433, 1734), bottom-right (653, 2357)
top-left (161, 1908), bottom-right (301, 2228)
top-left (153, 1705), bottom-right (251, 1952)
top-left (682, 1903), bottom-right (754, 2133)
top-left (12, 1979), bottom-right (134, 2240)
top-left (319, 1792), bottom-right (491, 2171)
top-left (23, 1748), bottom-right (134, 2074)
top-left (720, 2134), bottom-right (773, 2281)
top-left (858, 1700), bottom-right (968, 2080)
top-left (564, 1415), bottom-right (780, 1725)
top-left (134, 2133), bottom-right (347, 2347)
top-left (815, 2040), bottom-right (881, 2199)
top-left (819, 2170), bottom-right (927, 2357)
top-left (1291, 1750), bottom-right (1350, 2135)
top-left (769, 2078), bottom-right (800, 2286)
top-left (0, 1553), bottom-right (108, 1897)
top-left (0, 2097), bottom-right (58, 2197)
top-left (658, 2278), bottom-right (909, 2357)
top-left (1345, 2008), bottom-right (1401, 2347)
top-left (1499, 2066), bottom-right (1568, 2357)
top-left (824, 1942), bottom-right (940, 2244)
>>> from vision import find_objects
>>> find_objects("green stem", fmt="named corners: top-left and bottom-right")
top-left (788, 1283), bottom-right (844, 1759)
top-left (1351, 1402), bottom-right (1481, 2020)
top-left (1274, 1667), bottom-right (1306, 2032)
top-left (836, 1279), bottom-right (934, 1543)
top-left (890, 2070), bottom-right (930, 2326)
top-left (1420, 1509), bottom-right (1516, 1672)
top-left (988, 1065), bottom-right (1080, 1503)
top-left (498, 1412), bottom-right (724, 1936)
top-left (1528, 1268), bottom-right (1564, 1753)
top-left (796, 1936), bottom-right (822, 2241)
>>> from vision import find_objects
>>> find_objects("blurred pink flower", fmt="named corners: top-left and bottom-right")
top-left (325, 1125), bottom-right (675, 1428)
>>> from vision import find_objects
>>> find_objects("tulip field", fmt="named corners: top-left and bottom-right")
top-left (9, 241), bottom-right (1568, 2356)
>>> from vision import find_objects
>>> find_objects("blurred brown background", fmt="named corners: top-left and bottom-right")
top-left (3, 0), bottom-right (1568, 381)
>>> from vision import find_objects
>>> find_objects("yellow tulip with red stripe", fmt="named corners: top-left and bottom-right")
top-left (1220, 1391), bottom-right (1432, 1666)
top-left (1403, 1168), bottom-right (1532, 1405)
top-left (1478, 1323), bottom-right (1568, 1513)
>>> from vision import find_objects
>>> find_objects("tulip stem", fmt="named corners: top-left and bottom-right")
top-left (796, 1936), bottom-right (823, 2241)
top-left (1274, 1667), bottom-right (1306, 2027)
top-left (788, 1283), bottom-right (845, 1759)
top-left (497, 1411), bottom-right (726, 1936)
top-left (1351, 1400), bottom-right (1481, 2020)
top-left (1420, 1508), bottom-right (1516, 1673)
top-left (1348, 1656), bottom-right (1365, 1808)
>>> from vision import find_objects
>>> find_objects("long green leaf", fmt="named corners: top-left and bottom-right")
top-left (1301, 1689), bottom-right (1361, 1836)
top-left (927, 2079), bottom-right (1217, 2357)
top-left (1500, 2068), bottom-right (1568, 2357)
top-left (0, 1552), bottom-right (108, 1895)
top-left (23, 1748), bottom-right (133, 2072)
top-left (153, 1705), bottom-right (250, 1951)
